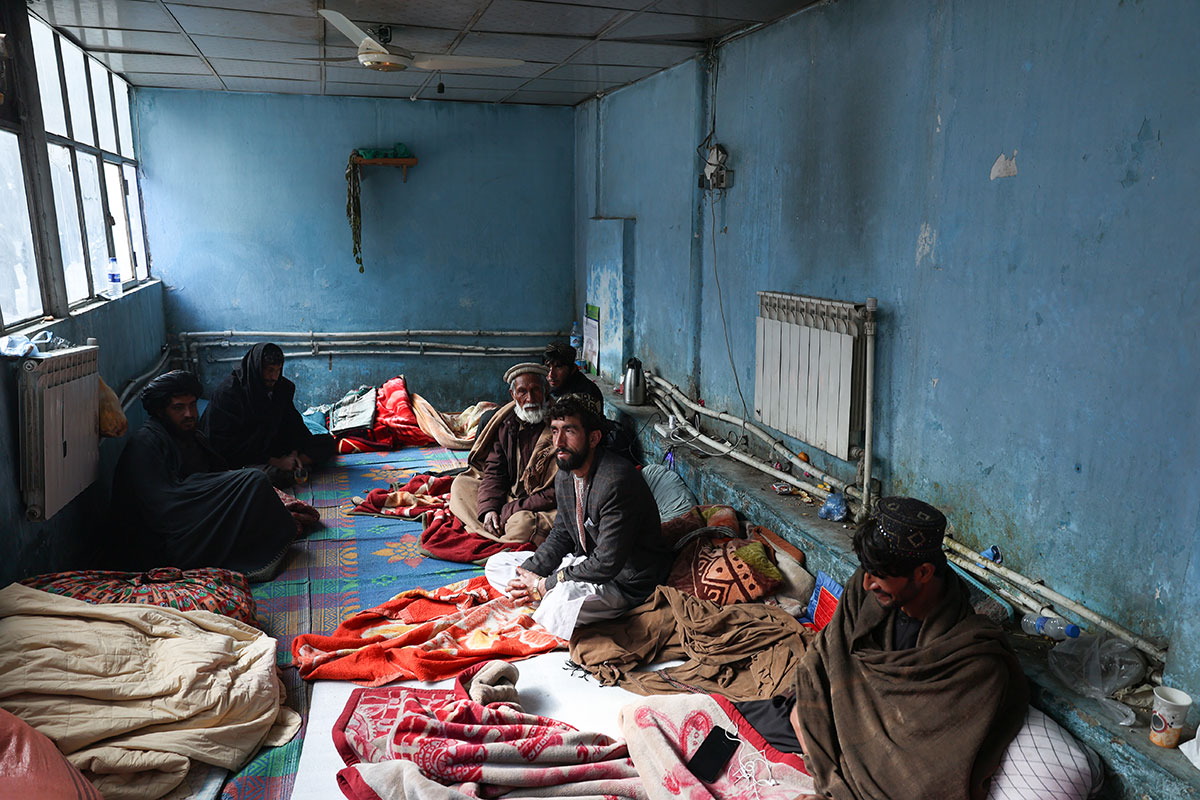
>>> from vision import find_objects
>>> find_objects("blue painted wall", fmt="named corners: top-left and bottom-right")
top-left (136, 90), bottom-right (575, 409)
top-left (0, 282), bottom-right (166, 584)
top-left (577, 0), bottom-right (1200, 698)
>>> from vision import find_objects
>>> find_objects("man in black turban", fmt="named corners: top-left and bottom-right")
top-left (200, 343), bottom-right (334, 488)
top-left (109, 370), bottom-right (299, 580)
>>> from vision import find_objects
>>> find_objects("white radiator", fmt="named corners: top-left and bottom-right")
top-left (20, 345), bottom-right (100, 521)
top-left (755, 292), bottom-right (868, 461)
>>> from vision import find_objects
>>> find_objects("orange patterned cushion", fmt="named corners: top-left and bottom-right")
top-left (666, 537), bottom-right (783, 605)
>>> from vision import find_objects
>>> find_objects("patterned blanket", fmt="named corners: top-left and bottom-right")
top-left (621, 693), bottom-right (814, 799)
top-left (350, 474), bottom-right (455, 519)
top-left (291, 575), bottom-right (564, 685)
top-left (335, 683), bottom-right (642, 800)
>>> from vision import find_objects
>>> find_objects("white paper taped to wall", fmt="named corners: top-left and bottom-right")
top-left (990, 150), bottom-right (1019, 180)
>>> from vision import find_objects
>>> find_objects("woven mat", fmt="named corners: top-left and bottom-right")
top-left (222, 445), bottom-right (481, 800)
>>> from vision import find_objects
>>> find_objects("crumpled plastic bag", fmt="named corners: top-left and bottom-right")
top-left (1049, 634), bottom-right (1146, 725)
top-left (0, 331), bottom-right (52, 358)
top-left (98, 377), bottom-right (127, 438)
top-left (818, 492), bottom-right (848, 521)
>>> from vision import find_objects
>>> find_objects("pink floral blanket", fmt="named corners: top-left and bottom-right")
top-left (619, 693), bottom-right (816, 800)
top-left (334, 679), bottom-right (643, 799)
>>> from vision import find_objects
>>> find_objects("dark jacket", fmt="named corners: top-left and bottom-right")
top-left (551, 368), bottom-right (605, 406)
top-left (522, 447), bottom-right (670, 602)
top-left (200, 344), bottom-right (313, 468)
top-left (476, 412), bottom-right (556, 523)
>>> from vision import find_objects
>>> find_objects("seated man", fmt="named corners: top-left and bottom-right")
top-left (448, 363), bottom-right (559, 544)
top-left (780, 497), bottom-right (1028, 800)
top-left (200, 343), bottom-right (334, 488)
top-left (484, 394), bottom-right (672, 639)
top-left (110, 371), bottom-right (299, 581)
top-left (544, 341), bottom-right (604, 405)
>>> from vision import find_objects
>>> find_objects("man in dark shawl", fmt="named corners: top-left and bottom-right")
top-left (200, 343), bottom-right (334, 488)
top-left (780, 497), bottom-right (1028, 800)
top-left (110, 370), bottom-right (299, 581)
top-left (543, 342), bottom-right (604, 405)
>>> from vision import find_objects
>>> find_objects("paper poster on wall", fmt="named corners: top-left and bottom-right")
top-left (584, 304), bottom-right (600, 374)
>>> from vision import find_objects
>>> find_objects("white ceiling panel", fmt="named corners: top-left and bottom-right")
top-left (543, 62), bottom-right (658, 82)
top-left (570, 39), bottom-right (698, 67)
top-left (167, 0), bottom-right (317, 15)
top-left (325, 1), bottom-right (480, 31)
top-left (323, 66), bottom-right (429, 87)
top-left (30, 0), bottom-right (178, 31)
top-left (327, 81), bottom-right (424, 98)
top-left (222, 77), bottom-right (322, 94)
top-left (191, 35), bottom-right (320, 61)
top-left (506, 89), bottom-right (595, 106)
top-left (652, 0), bottom-right (812, 23)
top-left (475, 1), bottom-right (627, 37)
top-left (58, 27), bottom-right (193, 54)
top-left (208, 58), bottom-right (320, 81)
top-left (165, 4), bottom-right (320, 42)
top-left (456, 32), bottom-right (591, 63)
top-left (124, 72), bottom-right (223, 89)
top-left (94, 52), bottom-right (212, 75)
top-left (33, 0), bottom-right (816, 106)
top-left (606, 11), bottom-right (746, 42)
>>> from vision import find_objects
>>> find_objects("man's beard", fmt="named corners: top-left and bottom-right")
top-left (556, 444), bottom-right (590, 471)
top-left (513, 403), bottom-right (546, 424)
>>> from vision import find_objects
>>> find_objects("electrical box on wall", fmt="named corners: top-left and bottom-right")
top-left (699, 144), bottom-right (733, 191)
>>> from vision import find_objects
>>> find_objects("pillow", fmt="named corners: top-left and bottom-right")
top-left (667, 537), bottom-right (783, 605)
top-left (0, 708), bottom-right (103, 799)
top-left (20, 567), bottom-right (259, 627)
top-left (986, 707), bottom-right (1104, 799)
top-left (641, 464), bottom-right (698, 522)
top-left (748, 525), bottom-right (814, 617)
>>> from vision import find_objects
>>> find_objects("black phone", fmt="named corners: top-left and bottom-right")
top-left (686, 727), bottom-right (740, 783)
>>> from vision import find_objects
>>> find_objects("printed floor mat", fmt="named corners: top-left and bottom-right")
top-left (223, 444), bottom-right (481, 800)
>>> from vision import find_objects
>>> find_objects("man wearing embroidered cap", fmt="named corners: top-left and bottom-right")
top-left (447, 362), bottom-right (559, 544)
top-left (780, 496), bottom-right (1028, 800)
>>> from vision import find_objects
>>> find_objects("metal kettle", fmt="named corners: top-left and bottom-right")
top-left (623, 357), bottom-right (646, 405)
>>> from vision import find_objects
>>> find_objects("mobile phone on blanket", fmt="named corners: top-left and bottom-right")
top-left (686, 727), bottom-right (740, 783)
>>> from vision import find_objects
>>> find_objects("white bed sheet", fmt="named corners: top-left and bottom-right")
top-left (289, 650), bottom-right (648, 800)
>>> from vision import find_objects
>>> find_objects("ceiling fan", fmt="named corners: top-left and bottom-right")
top-left (306, 10), bottom-right (524, 73)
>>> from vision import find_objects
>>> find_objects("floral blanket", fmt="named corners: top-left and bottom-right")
top-left (620, 693), bottom-right (815, 800)
top-left (350, 474), bottom-right (455, 519)
top-left (334, 682), bottom-right (643, 800)
top-left (291, 576), bottom-right (564, 685)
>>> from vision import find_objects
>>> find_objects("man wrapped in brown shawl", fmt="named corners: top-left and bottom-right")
top-left (792, 497), bottom-right (1029, 800)
top-left (448, 363), bottom-right (558, 544)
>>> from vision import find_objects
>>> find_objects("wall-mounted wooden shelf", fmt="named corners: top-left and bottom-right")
top-left (351, 156), bottom-right (418, 182)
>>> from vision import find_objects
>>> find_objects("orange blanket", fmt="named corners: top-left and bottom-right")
top-left (291, 576), bottom-right (564, 686)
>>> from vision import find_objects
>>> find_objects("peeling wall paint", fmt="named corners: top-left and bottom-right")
top-left (990, 150), bottom-right (1019, 179)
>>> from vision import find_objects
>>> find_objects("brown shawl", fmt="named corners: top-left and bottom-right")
top-left (448, 402), bottom-right (557, 541)
top-left (794, 568), bottom-right (1028, 800)
top-left (570, 584), bottom-right (813, 701)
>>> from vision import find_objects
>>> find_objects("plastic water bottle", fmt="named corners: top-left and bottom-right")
top-left (1020, 613), bottom-right (1081, 640)
top-left (569, 321), bottom-right (582, 350)
top-left (106, 257), bottom-right (122, 299)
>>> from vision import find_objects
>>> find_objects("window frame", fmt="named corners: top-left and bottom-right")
top-left (0, 9), bottom-right (152, 331)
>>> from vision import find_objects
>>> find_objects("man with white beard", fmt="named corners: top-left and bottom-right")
top-left (447, 363), bottom-right (559, 545)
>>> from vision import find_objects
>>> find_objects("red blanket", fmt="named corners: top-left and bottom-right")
top-left (337, 376), bottom-right (436, 454)
top-left (291, 575), bottom-right (564, 685)
top-left (335, 682), bottom-right (642, 800)
top-left (419, 507), bottom-right (538, 564)
top-left (350, 474), bottom-right (455, 519)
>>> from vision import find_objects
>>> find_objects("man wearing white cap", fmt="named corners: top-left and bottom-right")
top-left (447, 363), bottom-right (559, 544)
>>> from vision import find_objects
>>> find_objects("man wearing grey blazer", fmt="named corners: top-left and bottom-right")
top-left (484, 394), bottom-right (672, 639)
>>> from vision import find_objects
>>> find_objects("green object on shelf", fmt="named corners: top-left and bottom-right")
top-left (354, 142), bottom-right (411, 160)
